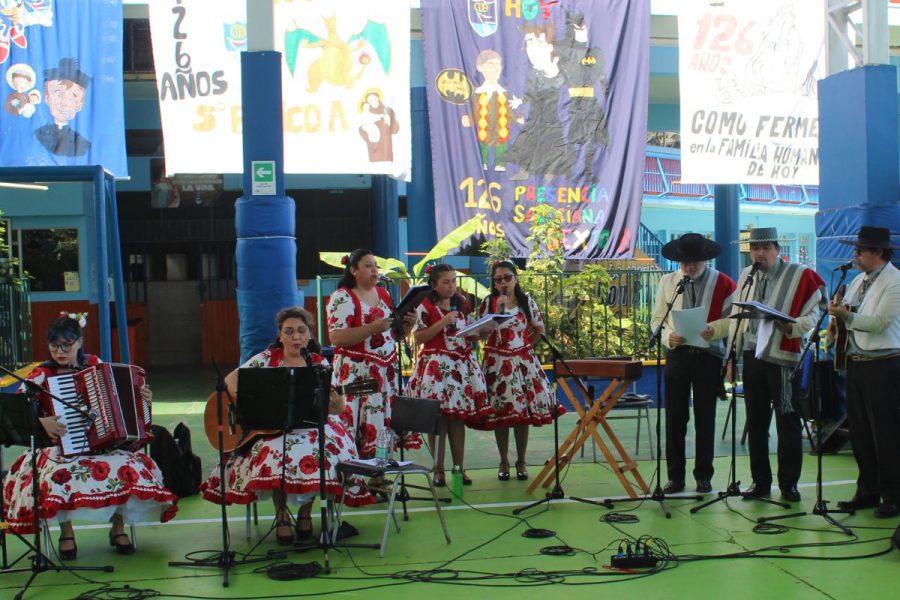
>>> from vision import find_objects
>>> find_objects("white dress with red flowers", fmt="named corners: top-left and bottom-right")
top-left (199, 348), bottom-right (374, 507)
top-left (327, 287), bottom-right (422, 458)
top-left (476, 295), bottom-right (561, 429)
top-left (2, 356), bottom-right (178, 534)
top-left (406, 298), bottom-right (491, 421)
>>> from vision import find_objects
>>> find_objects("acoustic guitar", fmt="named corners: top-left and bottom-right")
top-left (203, 378), bottom-right (378, 453)
top-left (828, 284), bottom-right (854, 372)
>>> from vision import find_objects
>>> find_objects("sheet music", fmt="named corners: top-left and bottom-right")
top-left (733, 300), bottom-right (796, 322)
top-left (454, 313), bottom-right (513, 337)
top-left (672, 306), bottom-right (709, 348)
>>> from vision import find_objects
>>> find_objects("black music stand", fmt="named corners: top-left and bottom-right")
top-left (0, 366), bottom-right (112, 600)
top-left (0, 392), bottom-right (38, 573)
top-left (168, 362), bottom-right (269, 587)
top-left (602, 277), bottom-right (703, 517)
top-left (691, 287), bottom-right (792, 514)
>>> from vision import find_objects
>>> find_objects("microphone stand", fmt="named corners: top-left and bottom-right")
top-left (603, 276), bottom-right (702, 517)
top-left (168, 361), bottom-right (268, 587)
top-left (691, 268), bottom-right (790, 514)
top-left (0, 365), bottom-right (112, 600)
top-left (512, 334), bottom-right (604, 514)
top-left (756, 270), bottom-right (852, 534)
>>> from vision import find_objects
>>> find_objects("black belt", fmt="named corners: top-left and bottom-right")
top-left (848, 351), bottom-right (900, 362)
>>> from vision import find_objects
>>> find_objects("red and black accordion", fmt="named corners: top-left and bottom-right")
top-left (45, 363), bottom-right (152, 456)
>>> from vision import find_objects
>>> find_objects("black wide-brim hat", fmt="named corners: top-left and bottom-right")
top-left (837, 225), bottom-right (900, 249)
top-left (662, 233), bottom-right (721, 262)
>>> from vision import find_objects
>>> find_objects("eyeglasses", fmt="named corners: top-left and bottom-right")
top-left (281, 327), bottom-right (308, 337)
top-left (49, 341), bottom-right (76, 352)
top-left (493, 274), bottom-right (514, 284)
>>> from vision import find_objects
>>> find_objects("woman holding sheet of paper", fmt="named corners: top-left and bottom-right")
top-left (407, 263), bottom-right (489, 486)
top-left (476, 260), bottom-right (561, 482)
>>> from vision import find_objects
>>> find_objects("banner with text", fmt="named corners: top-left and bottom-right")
top-left (149, 0), bottom-right (410, 178)
top-left (0, 0), bottom-right (127, 176)
top-left (678, 0), bottom-right (825, 185)
top-left (421, 0), bottom-right (648, 259)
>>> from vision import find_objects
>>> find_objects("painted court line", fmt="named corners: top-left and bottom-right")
top-left (48, 478), bottom-right (857, 531)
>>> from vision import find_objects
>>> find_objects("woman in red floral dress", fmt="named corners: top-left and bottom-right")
top-left (199, 307), bottom-right (373, 545)
top-left (407, 263), bottom-right (490, 486)
top-left (2, 316), bottom-right (177, 559)
top-left (326, 249), bottom-right (419, 461)
top-left (478, 261), bottom-right (561, 481)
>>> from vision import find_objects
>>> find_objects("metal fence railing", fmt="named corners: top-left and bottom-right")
top-left (0, 280), bottom-right (32, 369)
top-left (315, 269), bottom-right (670, 362)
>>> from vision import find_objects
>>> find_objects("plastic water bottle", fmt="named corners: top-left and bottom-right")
top-left (450, 465), bottom-right (464, 501)
top-left (375, 429), bottom-right (389, 466)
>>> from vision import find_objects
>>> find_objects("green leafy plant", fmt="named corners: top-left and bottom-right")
top-left (481, 205), bottom-right (652, 361)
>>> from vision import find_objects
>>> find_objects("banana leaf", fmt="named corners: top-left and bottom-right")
top-left (412, 214), bottom-right (485, 276)
top-left (319, 252), bottom-right (409, 277)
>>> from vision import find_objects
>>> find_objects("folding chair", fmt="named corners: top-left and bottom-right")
top-left (333, 396), bottom-right (451, 557)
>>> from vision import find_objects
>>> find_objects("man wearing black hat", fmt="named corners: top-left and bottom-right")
top-left (828, 226), bottom-right (900, 519)
top-left (34, 58), bottom-right (92, 157)
top-left (728, 227), bottom-right (825, 502)
top-left (651, 234), bottom-right (736, 494)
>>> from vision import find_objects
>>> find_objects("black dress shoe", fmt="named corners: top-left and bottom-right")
top-left (837, 495), bottom-right (880, 512)
top-left (743, 483), bottom-right (771, 498)
top-left (874, 502), bottom-right (900, 518)
top-left (696, 480), bottom-right (712, 494)
top-left (662, 480), bottom-right (685, 494)
top-left (780, 487), bottom-right (801, 502)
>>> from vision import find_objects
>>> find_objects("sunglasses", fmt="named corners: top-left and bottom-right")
top-left (493, 274), bottom-right (514, 284)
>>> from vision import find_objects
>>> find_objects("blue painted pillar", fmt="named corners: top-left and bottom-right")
top-left (371, 175), bottom-right (400, 261)
top-left (816, 65), bottom-right (900, 280)
top-left (405, 87), bottom-right (437, 269)
top-left (235, 51), bottom-right (298, 363)
top-left (713, 184), bottom-right (740, 280)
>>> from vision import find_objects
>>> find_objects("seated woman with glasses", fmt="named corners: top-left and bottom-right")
top-left (200, 306), bottom-right (374, 546)
top-left (407, 263), bottom-right (490, 486)
top-left (2, 314), bottom-right (178, 560)
top-left (476, 261), bottom-right (562, 481)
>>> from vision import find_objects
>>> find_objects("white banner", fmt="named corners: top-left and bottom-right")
top-left (677, 0), bottom-right (825, 185)
top-left (149, 0), bottom-right (411, 179)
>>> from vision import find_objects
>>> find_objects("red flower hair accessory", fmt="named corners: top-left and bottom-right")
top-left (340, 255), bottom-right (349, 266)
top-left (424, 264), bottom-right (434, 274)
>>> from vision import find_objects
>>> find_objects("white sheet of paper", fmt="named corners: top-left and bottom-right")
top-left (755, 319), bottom-right (775, 358)
top-left (671, 306), bottom-right (709, 348)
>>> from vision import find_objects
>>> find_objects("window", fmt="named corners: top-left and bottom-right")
top-left (20, 228), bottom-right (80, 292)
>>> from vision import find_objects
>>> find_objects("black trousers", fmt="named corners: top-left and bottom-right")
top-left (846, 356), bottom-right (900, 503)
top-left (742, 352), bottom-right (803, 489)
top-left (664, 347), bottom-right (721, 483)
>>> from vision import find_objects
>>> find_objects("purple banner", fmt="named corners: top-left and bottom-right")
top-left (421, 0), bottom-right (648, 259)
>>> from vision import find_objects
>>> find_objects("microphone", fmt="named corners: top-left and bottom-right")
top-left (744, 262), bottom-right (761, 288)
top-left (448, 300), bottom-right (458, 332)
top-left (378, 274), bottom-right (392, 284)
top-left (833, 261), bottom-right (854, 273)
top-left (497, 293), bottom-right (508, 315)
top-left (676, 274), bottom-right (691, 290)
top-left (299, 346), bottom-right (313, 365)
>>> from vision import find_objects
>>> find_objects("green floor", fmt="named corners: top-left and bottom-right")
top-left (1, 367), bottom-right (897, 599)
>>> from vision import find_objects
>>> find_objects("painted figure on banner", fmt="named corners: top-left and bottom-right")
top-left (558, 11), bottom-right (609, 181)
top-left (714, 5), bottom-right (819, 103)
top-left (34, 57), bottom-right (91, 157)
top-left (505, 21), bottom-right (573, 182)
top-left (0, 0), bottom-right (54, 65)
top-left (461, 49), bottom-right (516, 173)
top-left (358, 87), bottom-right (398, 163)
top-left (3, 62), bottom-right (40, 117)
top-left (284, 14), bottom-right (390, 93)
